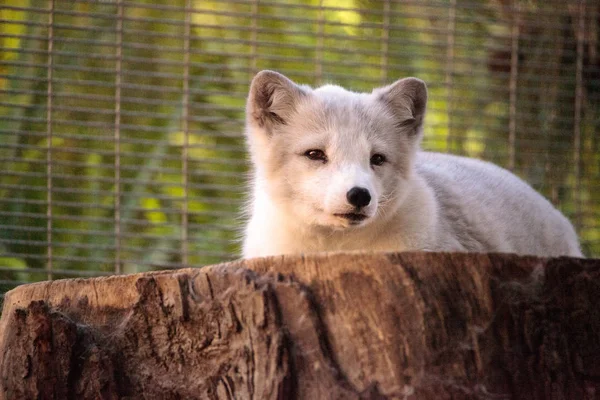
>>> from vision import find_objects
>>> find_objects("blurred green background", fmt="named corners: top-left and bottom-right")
top-left (1, 0), bottom-right (599, 296)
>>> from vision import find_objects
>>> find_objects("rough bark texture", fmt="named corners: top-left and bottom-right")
top-left (0, 252), bottom-right (599, 399)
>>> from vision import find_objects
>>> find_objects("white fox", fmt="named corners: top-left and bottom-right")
top-left (242, 70), bottom-right (583, 259)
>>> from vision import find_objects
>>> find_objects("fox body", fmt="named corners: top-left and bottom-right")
top-left (242, 70), bottom-right (582, 258)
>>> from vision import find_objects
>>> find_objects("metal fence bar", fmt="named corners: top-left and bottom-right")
top-left (380, 0), bottom-right (390, 85)
top-left (46, 0), bottom-right (55, 281)
top-left (508, 0), bottom-right (520, 171)
top-left (114, 0), bottom-right (124, 274)
top-left (444, 0), bottom-right (456, 151)
top-left (315, 0), bottom-right (324, 85)
top-left (573, 0), bottom-right (586, 232)
top-left (249, 0), bottom-right (259, 78)
top-left (181, 0), bottom-right (191, 267)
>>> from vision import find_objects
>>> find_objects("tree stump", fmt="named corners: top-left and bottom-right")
top-left (0, 252), bottom-right (599, 399)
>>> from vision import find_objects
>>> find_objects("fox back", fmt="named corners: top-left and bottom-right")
top-left (242, 70), bottom-right (582, 259)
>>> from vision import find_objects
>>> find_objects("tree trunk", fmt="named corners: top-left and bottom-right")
top-left (0, 252), bottom-right (598, 399)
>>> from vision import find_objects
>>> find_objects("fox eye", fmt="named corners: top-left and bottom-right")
top-left (304, 149), bottom-right (328, 163)
top-left (370, 153), bottom-right (386, 166)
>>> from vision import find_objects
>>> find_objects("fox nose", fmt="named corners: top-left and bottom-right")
top-left (346, 187), bottom-right (371, 208)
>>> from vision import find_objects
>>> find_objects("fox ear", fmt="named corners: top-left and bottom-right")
top-left (247, 70), bottom-right (307, 130)
top-left (373, 77), bottom-right (427, 136)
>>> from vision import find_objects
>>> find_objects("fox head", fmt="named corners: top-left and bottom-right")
top-left (245, 70), bottom-right (427, 230)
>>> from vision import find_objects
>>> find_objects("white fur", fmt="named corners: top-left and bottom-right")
top-left (242, 71), bottom-right (583, 258)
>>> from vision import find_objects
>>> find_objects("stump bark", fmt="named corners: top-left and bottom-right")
top-left (0, 252), bottom-right (599, 399)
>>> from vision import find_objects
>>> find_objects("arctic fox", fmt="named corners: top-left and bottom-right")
top-left (242, 70), bottom-right (583, 259)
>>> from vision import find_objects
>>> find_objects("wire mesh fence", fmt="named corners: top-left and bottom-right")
top-left (1, 0), bottom-right (599, 298)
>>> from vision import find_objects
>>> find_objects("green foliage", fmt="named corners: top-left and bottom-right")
top-left (0, 0), bottom-right (598, 291)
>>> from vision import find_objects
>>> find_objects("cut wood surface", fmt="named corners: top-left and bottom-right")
top-left (0, 252), bottom-right (599, 399)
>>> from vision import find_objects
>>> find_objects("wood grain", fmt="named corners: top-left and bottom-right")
top-left (0, 252), bottom-right (598, 399)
